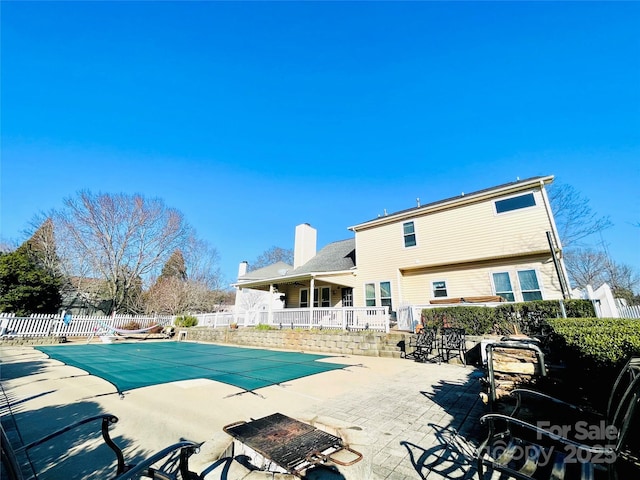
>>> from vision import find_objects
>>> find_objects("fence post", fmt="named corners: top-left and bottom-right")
top-left (46, 315), bottom-right (54, 336)
top-left (385, 307), bottom-right (390, 333)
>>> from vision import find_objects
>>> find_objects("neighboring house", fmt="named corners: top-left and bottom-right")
top-left (60, 277), bottom-right (112, 315)
top-left (233, 176), bottom-right (570, 317)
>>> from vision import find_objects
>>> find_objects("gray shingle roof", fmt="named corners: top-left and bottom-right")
top-left (238, 261), bottom-right (293, 281)
top-left (290, 238), bottom-right (355, 274)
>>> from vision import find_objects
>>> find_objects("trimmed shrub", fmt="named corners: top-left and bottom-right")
top-left (174, 315), bottom-right (198, 327)
top-left (254, 323), bottom-right (275, 331)
top-left (421, 299), bottom-right (596, 336)
top-left (543, 318), bottom-right (640, 411)
top-left (421, 306), bottom-right (496, 335)
top-left (546, 318), bottom-right (640, 365)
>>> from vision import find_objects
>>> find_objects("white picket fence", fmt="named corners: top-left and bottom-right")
top-left (0, 313), bottom-right (173, 338)
top-left (2, 306), bottom-right (392, 337)
top-left (193, 312), bottom-right (235, 328)
top-left (618, 304), bottom-right (640, 319)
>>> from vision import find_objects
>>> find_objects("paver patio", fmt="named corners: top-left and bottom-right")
top-left (0, 340), bottom-right (486, 479)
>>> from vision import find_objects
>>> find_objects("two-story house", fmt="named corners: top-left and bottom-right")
top-left (233, 175), bottom-right (570, 327)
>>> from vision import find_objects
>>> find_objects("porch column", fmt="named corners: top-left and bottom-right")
top-left (309, 277), bottom-right (315, 329)
top-left (269, 284), bottom-right (275, 325)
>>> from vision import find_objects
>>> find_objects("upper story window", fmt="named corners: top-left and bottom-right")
top-left (403, 221), bottom-right (417, 247)
top-left (432, 280), bottom-right (447, 298)
top-left (492, 272), bottom-right (515, 302)
top-left (518, 269), bottom-right (543, 301)
top-left (495, 193), bottom-right (536, 214)
top-left (365, 283), bottom-right (376, 306)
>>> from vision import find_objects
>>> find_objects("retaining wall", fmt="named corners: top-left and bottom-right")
top-left (181, 327), bottom-right (411, 358)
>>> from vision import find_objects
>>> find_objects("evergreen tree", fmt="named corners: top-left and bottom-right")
top-left (160, 250), bottom-right (187, 281)
top-left (0, 248), bottom-right (62, 315)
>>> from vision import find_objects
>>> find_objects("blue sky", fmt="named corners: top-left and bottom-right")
top-left (2, 1), bottom-right (639, 286)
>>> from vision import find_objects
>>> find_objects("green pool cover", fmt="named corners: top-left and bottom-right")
top-left (35, 342), bottom-right (349, 394)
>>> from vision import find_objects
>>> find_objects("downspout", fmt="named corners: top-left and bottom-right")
top-left (540, 180), bottom-right (572, 299)
top-left (547, 231), bottom-right (568, 301)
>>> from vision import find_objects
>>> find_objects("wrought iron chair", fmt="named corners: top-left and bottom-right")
top-left (405, 328), bottom-right (438, 362)
top-left (439, 327), bottom-right (467, 365)
top-left (1, 413), bottom-right (201, 480)
top-left (475, 356), bottom-right (640, 479)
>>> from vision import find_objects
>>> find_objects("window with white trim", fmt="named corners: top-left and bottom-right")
top-left (365, 283), bottom-right (376, 306)
top-left (495, 193), bottom-right (536, 214)
top-left (379, 281), bottom-right (392, 310)
top-left (300, 289), bottom-right (309, 308)
top-left (432, 280), bottom-right (447, 298)
top-left (313, 287), bottom-right (331, 307)
top-left (518, 269), bottom-right (543, 301)
top-left (492, 272), bottom-right (515, 302)
top-left (403, 221), bottom-right (416, 247)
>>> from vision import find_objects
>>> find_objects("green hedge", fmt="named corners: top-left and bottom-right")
top-left (174, 315), bottom-right (198, 327)
top-left (546, 318), bottom-right (640, 365)
top-left (544, 318), bottom-right (640, 411)
top-left (420, 299), bottom-right (595, 335)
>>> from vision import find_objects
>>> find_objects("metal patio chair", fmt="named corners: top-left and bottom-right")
top-left (1, 413), bottom-right (201, 480)
top-left (439, 327), bottom-right (467, 365)
top-left (475, 356), bottom-right (640, 479)
top-left (404, 328), bottom-right (438, 362)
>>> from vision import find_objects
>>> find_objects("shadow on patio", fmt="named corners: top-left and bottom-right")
top-left (403, 370), bottom-right (487, 479)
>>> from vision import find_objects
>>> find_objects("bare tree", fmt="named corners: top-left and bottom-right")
top-left (605, 261), bottom-right (640, 296)
top-left (53, 191), bottom-right (193, 314)
top-left (249, 246), bottom-right (293, 271)
top-left (548, 183), bottom-right (612, 247)
top-left (145, 242), bottom-right (227, 314)
top-left (564, 248), bottom-right (608, 290)
top-left (145, 276), bottom-right (191, 315)
top-left (564, 247), bottom-right (639, 298)
top-left (183, 238), bottom-right (224, 290)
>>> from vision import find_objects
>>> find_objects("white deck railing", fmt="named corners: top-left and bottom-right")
top-left (271, 307), bottom-right (390, 332)
top-left (195, 306), bottom-right (390, 332)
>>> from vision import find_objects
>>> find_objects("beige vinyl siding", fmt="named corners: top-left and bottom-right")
top-left (284, 277), bottom-right (355, 308)
top-left (314, 272), bottom-right (357, 288)
top-left (357, 191), bottom-right (549, 271)
top-left (353, 189), bottom-right (559, 307)
top-left (399, 256), bottom-right (563, 304)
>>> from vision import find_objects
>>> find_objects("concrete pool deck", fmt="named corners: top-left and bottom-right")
top-left (0, 340), bottom-right (486, 479)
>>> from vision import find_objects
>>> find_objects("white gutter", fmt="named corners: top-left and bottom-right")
top-left (233, 269), bottom-right (356, 289)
